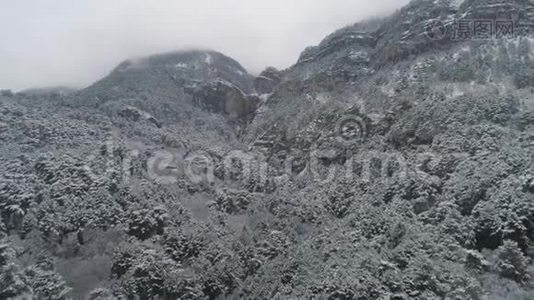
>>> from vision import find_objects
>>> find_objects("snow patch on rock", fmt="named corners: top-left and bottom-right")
top-left (205, 53), bottom-right (213, 65)
top-left (175, 63), bottom-right (188, 69)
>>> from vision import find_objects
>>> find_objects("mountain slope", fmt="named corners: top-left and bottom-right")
top-left (1, 0), bottom-right (534, 299)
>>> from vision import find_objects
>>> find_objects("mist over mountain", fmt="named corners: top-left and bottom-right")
top-left (0, 0), bottom-right (408, 91)
top-left (1, 0), bottom-right (534, 299)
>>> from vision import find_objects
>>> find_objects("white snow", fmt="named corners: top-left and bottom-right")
top-left (451, 0), bottom-right (465, 9)
top-left (205, 54), bottom-right (213, 65)
top-left (349, 50), bottom-right (369, 61)
top-left (259, 93), bottom-right (272, 102)
top-left (315, 93), bottom-right (331, 104)
top-left (451, 84), bottom-right (464, 98)
top-left (453, 46), bottom-right (470, 60)
top-left (257, 76), bottom-right (273, 81)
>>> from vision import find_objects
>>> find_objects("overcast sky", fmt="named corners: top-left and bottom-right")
top-left (1, 0), bottom-right (409, 91)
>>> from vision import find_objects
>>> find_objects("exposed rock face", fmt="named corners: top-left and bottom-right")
top-left (246, 0), bottom-right (534, 153)
top-left (73, 50), bottom-right (254, 110)
top-left (370, 0), bottom-right (460, 65)
top-left (465, 0), bottom-right (534, 24)
top-left (289, 22), bottom-right (378, 81)
top-left (0, 121), bottom-right (7, 133)
top-left (254, 67), bottom-right (282, 94)
top-left (0, 90), bottom-right (13, 97)
top-left (193, 80), bottom-right (260, 120)
top-left (372, 0), bottom-right (534, 66)
top-left (518, 110), bottom-right (534, 130)
top-left (69, 50), bottom-right (255, 148)
top-left (118, 106), bottom-right (161, 128)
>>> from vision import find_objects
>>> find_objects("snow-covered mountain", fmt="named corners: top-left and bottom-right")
top-left (1, 0), bottom-right (534, 299)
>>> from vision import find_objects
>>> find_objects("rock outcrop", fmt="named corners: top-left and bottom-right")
top-left (73, 50), bottom-right (254, 110)
top-left (193, 80), bottom-right (259, 121)
top-left (254, 67), bottom-right (282, 94)
top-left (289, 21), bottom-right (378, 81)
top-left (118, 106), bottom-right (161, 128)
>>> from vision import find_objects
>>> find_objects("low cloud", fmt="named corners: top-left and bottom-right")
top-left (0, 0), bottom-right (409, 91)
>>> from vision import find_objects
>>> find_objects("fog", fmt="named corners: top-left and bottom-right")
top-left (0, 0), bottom-right (409, 91)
